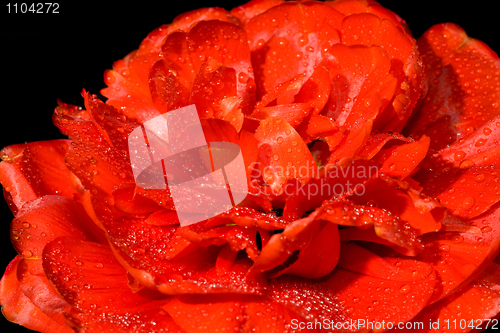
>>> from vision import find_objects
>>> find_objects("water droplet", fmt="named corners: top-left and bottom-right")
top-left (452, 235), bottom-right (464, 243)
top-left (481, 226), bottom-right (492, 233)
top-left (22, 250), bottom-right (33, 258)
top-left (399, 285), bottom-right (411, 294)
top-left (475, 173), bottom-right (486, 182)
top-left (462, 196), bottom-right (475, 210)
top-left (75, 261), bottom-right (83, 267)
top-left (475, 138), bottom-right (487, 147)
top-left (454, 151), bottom-right (466, 161)
top-left (237, 72), bottom-right (248, 83)
top-left (275, 37), bottom-right (288, 47)
top-left (439, 244), bottom-right (450, 252)
top-left (22, 222), bottom-right (30, 229)
top-left (459, 159), bottom-right (475, 169)
top-left (297, 34), bottom-right (309, 47)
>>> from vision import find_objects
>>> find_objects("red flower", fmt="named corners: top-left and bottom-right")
top-left (2, 1), bottom-right (500, 332)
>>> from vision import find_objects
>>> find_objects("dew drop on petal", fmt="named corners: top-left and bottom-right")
top-left (399, 285), bottom-right (411, 294)
top-left (439, 244), bottom-right (450, 252)
top-left (454, 151), bottom-right (465, 161)
top-left (482, 226), bottom-right (492, 233)
top-left (459, 159), bottom-right (475, 169)
top-left (462, 196), bottom-right (475, 210)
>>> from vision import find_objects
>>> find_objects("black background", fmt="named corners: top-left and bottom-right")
top-left (0, 1), bottom-right (498, 332)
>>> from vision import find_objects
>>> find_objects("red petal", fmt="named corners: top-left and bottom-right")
top-left (42, 237), bottom-right (183, 331)
top-left (327, 0), bottom-right (410, 35)
top-left (338, 243), bottom-right (432, 281)
top-left (103, 215), bottom-right (266, 295)
top-left (206, 206), bottom-right (287, 230)
top-left (161, 20), bottom-right (255, 114)
top-left (407, 23), bottom-right (500, 150)
top-left (303, 114), bottom-right (342, 150)
top-left (101, 20), bottom-right (187, 124)
top-left (136, 8), bottom-right (243, 119)
top-left (168, 7), bottom-right (241, 32)
top-left (164, 295), bottom-right (310, 333)
top-left (350, 178), bottom-right (444, 235)
top-left (145, 209), bottom-right (180, 226)
top-left (251, 72), bottom-right (323, 129)
top-left (201, 118), bottom-right (239, 144)
top-left (327, 110), bottom-right (374, 164)
top-left (11, 195), bottom-right (104, 259)
top-left (254, 117), bottom-right (317, 193)
top-left (218, 96), bottom-right (244, 132)
top-left (0, 140), bottom-right (76, 213)
top-left (101, 52), bottom-right (160, 124)
top-left (356, 132), bottom-right (410, 159)
top-left (414, 108), bottom-right (500, 219)
top-left (179, 223), bottom-right (261, 261)
top-left (134, 187), bottom-right (176, 210)
top-left (278, 221), bottom-right (340, 279)
top-left (322, 44), bottom-right (397, 129)
top-left (340, 13), bottom-right (421, 131)
top-left (148, 59), bottom-right (190, 114)
top-left (238, 130), bottom-right (259, 180)
top-left (102, 7), bottom-right (240, 124)
top-left (270, 263), bottom-right (436, 327)
top-left (409, 261), bottom-right (500, 331)
top-left (53, 99), bottom-right (137, 199)
top-left (317, 198), bottom-right (420, 251)
top-left (246, 1), bottom-right (343, 98)
top-left (135, 25), bottom-right (168, 57)
top-left (393, 199), bottom-right (500, 304)
top-left (189, 62), bottom-right (237, 118)
top-left (416, 228), bottom-right (500, 304)
top-left (16, 258), bottom-right (71, 322)
top-left (416, 161), bottom-right (500, 220)
top-left (294, 63), bottom-right (332, 115)
top-left (43, 237), bottom-right (166, 310)
top-left (374, 135), bottom-right (430, 179)
top-left (250, 212), bottom-right (340, 279)
top-left (281, 159), bottom-right (379, 221)
top-left (112, 185), bottom-right (162, 215)
top-left (101, 11), bottom-right (233, 123)
top-left (84, 92), bottom-right (141, 151)
top-left (0, 256), bottom-right (73, 333)
top-left (253, 103), bottom-right (312, 128)
top-left (231, 0), bottom-right (284, 25)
